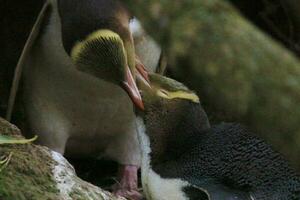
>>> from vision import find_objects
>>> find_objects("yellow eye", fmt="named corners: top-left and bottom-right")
top-left (160, 89), bottom-right (169, 95)
top-left (157, 89), bottom-right (169, 99)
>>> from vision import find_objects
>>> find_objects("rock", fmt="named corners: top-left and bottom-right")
top-left (0, 117), bottom-right (124, 200)
top-left (0, 117), bottom-right (21, 137)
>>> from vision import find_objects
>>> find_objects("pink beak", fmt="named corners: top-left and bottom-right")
top-left (135, 56), bottom-right (150, 82)
top-left (123, 66), bottom-right (144, 110)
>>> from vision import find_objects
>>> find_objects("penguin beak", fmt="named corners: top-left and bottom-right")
top-left (123, 66), bottom-right (144, 110)
top-left (135, 56), bottom-right (150, 83)
top-left (136, 70), bottom-right (151, 89)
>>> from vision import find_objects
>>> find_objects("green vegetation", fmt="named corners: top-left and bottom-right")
top-left (0, 118), bottom-right (59, 200)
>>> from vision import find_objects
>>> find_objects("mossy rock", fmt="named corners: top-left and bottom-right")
top-left (0, 118), bottom-right (124, 200)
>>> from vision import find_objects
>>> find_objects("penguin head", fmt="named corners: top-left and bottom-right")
top-left (58, 0), bottom-right (143, 109)
top-left (70, 29), bottom-right (129, 84)
top-left (137, 73), bottom-right (200, 106)
top-left (137, 73), bottom-right (210, 158)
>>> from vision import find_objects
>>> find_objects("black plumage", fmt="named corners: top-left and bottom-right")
top-left (177, 123), bottom-right (300, 199)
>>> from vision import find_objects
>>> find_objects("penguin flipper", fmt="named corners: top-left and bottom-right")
top-left (183, 185), bottom-right (211, 200)
top-left (6, 0), bottom-right (52, 121)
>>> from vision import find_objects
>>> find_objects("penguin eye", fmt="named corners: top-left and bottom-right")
top-left (160, 90), bottom-right (169, 95)
top-left (157, 89), bottom-right (170, 99)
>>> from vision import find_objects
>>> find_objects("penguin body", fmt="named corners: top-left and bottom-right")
top-left (137, 74), bottom-right (300, 200)
top-left (18, 0), bottom-right (140, 166)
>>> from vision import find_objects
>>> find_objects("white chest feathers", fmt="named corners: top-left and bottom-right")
top-left (136, 117), bottom-right (190, 200)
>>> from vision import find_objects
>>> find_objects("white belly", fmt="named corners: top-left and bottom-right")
top-left (142, 168), bottom-right (190, 200)
top-left (136, 117), bottom-right (189, 200)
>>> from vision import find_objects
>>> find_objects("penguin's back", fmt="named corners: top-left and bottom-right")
top-left (157, 123), bottom-right (300, 199)
top-left (189, 123), bottom-right (300, 199)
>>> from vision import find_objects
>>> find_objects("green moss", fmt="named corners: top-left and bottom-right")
top-left (0, 118), bottom-right (121, 200)
top-left (0, 141), bottom-right (59, 200)
top-left (0, 118), bottom-right (21, 137)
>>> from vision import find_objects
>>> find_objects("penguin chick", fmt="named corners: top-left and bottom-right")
top-left (136, 74), bottom-right (300, 200)
top-left (11, 0), bottom-right (144, 199)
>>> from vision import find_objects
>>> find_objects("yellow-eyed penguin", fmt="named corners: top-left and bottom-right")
top-left (136, 73), bottom-right (300, 200)
top-left (7, 0), bottom-right (146, 199)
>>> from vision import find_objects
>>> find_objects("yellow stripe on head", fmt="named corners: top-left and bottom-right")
top-left (157, 90), bottom-right (200, 103)
top-left (70, 29), bottom-right (126, 62)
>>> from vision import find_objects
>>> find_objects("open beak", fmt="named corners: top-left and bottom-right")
top-left (135, 56), bottom-right (150, 82)
top-left (136, 69), bottom-right (151, 89)
top-left (123, 66), bottom-right (144, 110)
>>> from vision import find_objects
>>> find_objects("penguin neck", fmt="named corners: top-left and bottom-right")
top-left (138, 101), bottom-right (211, 170)
top-left (137, 117), bottom-right (193, 200)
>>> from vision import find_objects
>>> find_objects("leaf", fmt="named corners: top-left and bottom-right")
top-left (0, 135), bottom-right (38, 145)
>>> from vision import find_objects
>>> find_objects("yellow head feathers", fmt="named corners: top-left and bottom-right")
top-left (138, 73), bottom-right (201, 104)
top-left (156, 89), bottom-right (200, 103)
top-left (70, 29), bottom-right (126, 62)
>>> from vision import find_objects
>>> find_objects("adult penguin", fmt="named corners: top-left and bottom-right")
top-left (136, 73), bottom-right (300, 200)
top-left (7, 0), bottom-right (145, 199)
